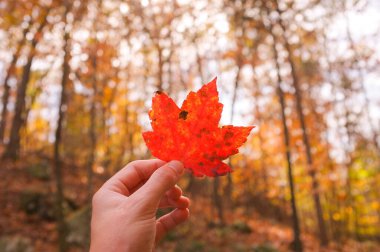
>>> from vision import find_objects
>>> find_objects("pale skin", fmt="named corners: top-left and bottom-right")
top-left (90, 159), bottom-right (190, 252)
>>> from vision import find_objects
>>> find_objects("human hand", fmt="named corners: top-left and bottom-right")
top-left (90, 159), bottom-right (190, 252)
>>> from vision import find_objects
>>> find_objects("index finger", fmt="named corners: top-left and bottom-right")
top-left (103, 159), bottom-right (166, 195)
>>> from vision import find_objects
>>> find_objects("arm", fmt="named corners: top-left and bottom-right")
top-left (90, 160), bottom-right (190, 252)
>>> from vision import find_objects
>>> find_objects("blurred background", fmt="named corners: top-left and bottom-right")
top-left (1, 0), bottom-right (380, 251)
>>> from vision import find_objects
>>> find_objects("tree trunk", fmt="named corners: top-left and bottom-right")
top-left (0, 20), bottom-right (32, 143)
top-left (268, 21), bottom-right (303, 252)
top-left (127, 111), bottom-right (135, 162)
top-left (226, 9), bottom-right (245, 202)
top-left (157, 44), bottom-right (164, 91)
top-left (87, 51), bottom-right (97, 205)
top-left (195, 43), bottom-right (204, 85)
top-left (275, 4), bottom-right (328, 246)
top-left (226, 62), bottom-right (241, 202)
top-left (83, 46), bottom-right (98, 250)
top-left (3, 10), bottom-right (49, 159)
top-left (54, 3), bottom-right (71, 251)
top-left (213, 176), bottom-right (225, 225)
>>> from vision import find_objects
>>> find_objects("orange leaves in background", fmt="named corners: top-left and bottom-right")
top-left (143, 77), bottom-right (254, 177)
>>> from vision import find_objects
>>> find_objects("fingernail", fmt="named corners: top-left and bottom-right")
top-left (168, 160), bottom-right (184, 175)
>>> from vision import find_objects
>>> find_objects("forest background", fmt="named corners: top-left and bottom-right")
top-left (0, 0), bottom-right (380, 251)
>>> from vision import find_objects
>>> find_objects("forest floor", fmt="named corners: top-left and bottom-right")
top-left (1, 158), bottom-right (380, 252)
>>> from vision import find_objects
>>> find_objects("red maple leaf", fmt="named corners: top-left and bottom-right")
top-left (143, 77), bottom-right (254, 177)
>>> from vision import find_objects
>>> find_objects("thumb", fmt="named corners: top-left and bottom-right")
top-left (136, 160), bottom-right (184, 205)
